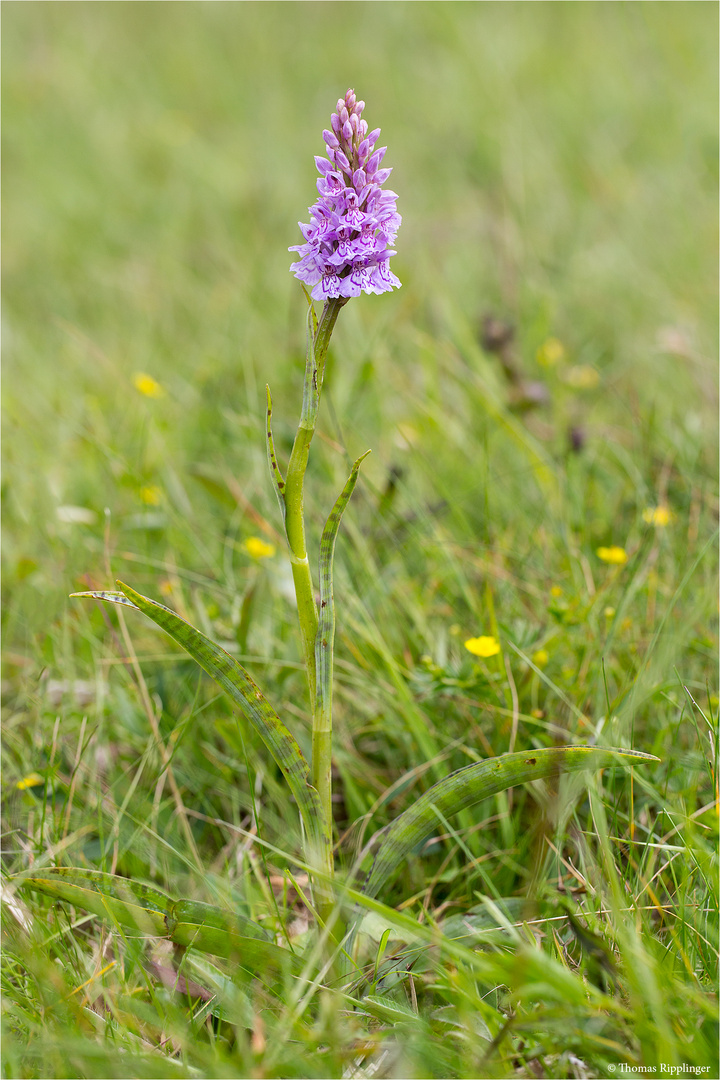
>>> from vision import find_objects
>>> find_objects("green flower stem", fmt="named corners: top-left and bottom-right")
top-left (282, 295), bottom-right (347, 890)
top-left (284, 298), bottom-right (346, 697)
top-left (284, 422), bottom-right (319, 699)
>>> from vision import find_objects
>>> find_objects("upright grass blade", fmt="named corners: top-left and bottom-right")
top-left (359, 747), bottom-right (659, 901)
top-left (71, 584), bottom-right (323, 847)
top-left (313, 450), bottom-right (371, 833)
top-left (15, 868), bottom-right (302, 975)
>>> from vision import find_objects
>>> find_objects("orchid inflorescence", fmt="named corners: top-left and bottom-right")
top-left (289, 89), bottom-right (401, 300)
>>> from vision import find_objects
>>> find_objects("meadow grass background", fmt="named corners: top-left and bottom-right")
top-left (2, 3), bottom-right (718, 1078)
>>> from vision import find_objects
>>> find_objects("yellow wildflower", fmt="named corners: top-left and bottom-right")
top-left (464, 635), bottom-right (501, 658)
top-left (243, 537), bottom-right (276, 560)
top-left (604, 606), bottom-right (616, 618)
top-left (17, 773), bottom-right (44, 791)
top-left (536, 338), bottom-right (566, 367)
top-left (564, 365), bottom-right (600, 390)
top-left (642, 505), bottom-right (672, 527)
top-left (133, 373), bottom-right (165, 398)
top-left (596, 546), bottom-right (628, 565)
top-left (140, 485), bottom-right (162, 506)
top-left (532, 648), bottom-right (549, 668)
top-left (550, 585), bottom-right (563, 598)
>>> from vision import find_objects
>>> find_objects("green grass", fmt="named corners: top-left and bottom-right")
top-left (2, 3), bottom-right (718, 1078)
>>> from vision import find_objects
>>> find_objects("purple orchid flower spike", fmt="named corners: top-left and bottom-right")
top-left (290, 89), bottom-right (401, 301)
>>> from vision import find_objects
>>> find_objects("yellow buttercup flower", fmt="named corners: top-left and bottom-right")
top-left (564, 365), bottom-right (600, 390)
top-left (140, 485), bottom-right (162, 506)
top-left (596, 545), bottom-right (628, 565)
top-left (133, 373), bottom-right (165, 399)
top-left (464, 635), bottom-right (501, 658)
top-left (17, 773), bottom-right (44, 791)
top-left (243, 537), bottom-right (276, 560)
top-left (550, 585), bottom-right (563, 598)
top-left (532, 648), bottom-right (549, 668)
top-left (536, 337), bottom-right (566, 367)
top-left (643, 505), bottom-right (672, 527)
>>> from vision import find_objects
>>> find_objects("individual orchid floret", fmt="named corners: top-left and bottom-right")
top-left (289, 89), bottom-right (401, 301)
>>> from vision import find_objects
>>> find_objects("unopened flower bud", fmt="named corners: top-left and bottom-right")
top-left (366, 146), bottom-right (387, 175)
top-left (335, 149), bottom-right (351, 175)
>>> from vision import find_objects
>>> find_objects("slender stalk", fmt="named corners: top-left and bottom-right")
top-left (281, 296), bottom-right (347, 898)
top-left (284, 422), bottom-right (319, 698)
top-left (283, 297), bottom-right (346, 702)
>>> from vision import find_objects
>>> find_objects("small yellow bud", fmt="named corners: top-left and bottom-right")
top-left (532, 649), bottom-right (549, 668)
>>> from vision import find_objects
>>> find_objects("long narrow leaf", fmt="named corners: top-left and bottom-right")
top-left (166, 900), bottom-right (302, 973)
top-left (71, 584), bottom-right (323, 845)
top-left (312, 450), bottom-right (371, 844)
top-left (315, 451), bottom-right (371, 721)
top-left (360, 747), bottom-right (658, 901)
top-left (265, 385), bottom-right (287, 523)
top-left (17, 868), bottom-right (301, 973)
top-left (16, 867), bottom-right (171, 935)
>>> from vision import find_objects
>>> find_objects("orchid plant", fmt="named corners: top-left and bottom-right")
top-left (17, 90), bottom-right (654, 980)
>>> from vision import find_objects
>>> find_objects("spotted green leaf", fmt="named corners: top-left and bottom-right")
top-left (16, 867), bottom-right (170, 935)
top-left (361, 747), bottom-right (658, 901)
top-left (16, 868), bottom-right (301, 975)
top-left (71, 583), bottom-right (323, 847)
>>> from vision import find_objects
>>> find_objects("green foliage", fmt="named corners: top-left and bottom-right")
top-left (2, 3), bottom-right (717, 1078)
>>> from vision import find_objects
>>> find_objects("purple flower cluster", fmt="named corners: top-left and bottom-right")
top-left (289, 89), bottom-right (401, 301)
